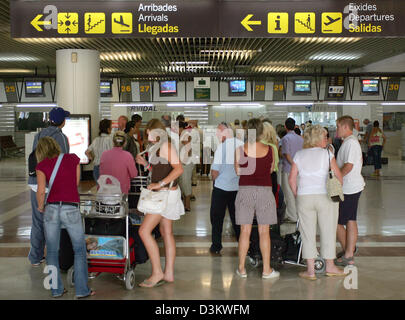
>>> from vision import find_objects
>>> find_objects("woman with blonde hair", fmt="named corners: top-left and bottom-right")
top-left (135, 119), bottom-right (185, 287)
top-left (35, 136), bottom-right (93, 298)
top-left (235, 118), bottom-right (279, 279)
top-left (289, 125), bottom-right (345, 280)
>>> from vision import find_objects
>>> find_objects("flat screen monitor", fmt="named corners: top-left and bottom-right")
top-left (361, 79), bottom-right (379, 94)
top-left (62, 114), bottom-right (91, 165)
top-left (229, 80), bottom-right (247, 96)
top-left (100, 81), bottom-right (112, 97)
top-left (294, 80), bottom-right (311, 93)
top-left (159, 80), bottom-right (177, 96)
top-left (25, 81), bottom-right (45, 97)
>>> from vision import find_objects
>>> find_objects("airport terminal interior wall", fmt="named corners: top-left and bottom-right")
top-left (1, 78), bottom-right (405, 156)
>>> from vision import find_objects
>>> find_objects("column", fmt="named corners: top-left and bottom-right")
top-left (56, 49), bottom-right (100, 142)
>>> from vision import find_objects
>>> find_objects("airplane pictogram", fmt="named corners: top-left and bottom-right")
top-left (111, 13), bottom-right (132, 34)
top-left (321, 12), bottom-right (342, 33)
top-left (114, 15), bottom-right (130, 28)
top-left (324, 15), bottom-right (341, 26)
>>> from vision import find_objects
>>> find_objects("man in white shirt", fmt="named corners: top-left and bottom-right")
top-left (335, 116), bottom-right (365, 267)
top-left (209, 122), bottom-right (244, 254)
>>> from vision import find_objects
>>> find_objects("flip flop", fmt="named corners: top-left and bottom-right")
top-left (76, 290), bottom-right (96, 299)
top-left (52, 288), bottom-right (68, 298)
top-left (336, 246), bottom-right (358, 259)
top-left (326, 272), bottom-right (346, 277)
top-left (334, 256), bottom-right (354, 267)
top-left (299, 272), bottom-right (317, 281)
top-left (139, 279), bottom-right (166, 288)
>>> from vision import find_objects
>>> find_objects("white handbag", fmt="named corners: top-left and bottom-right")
top-left (137, 180), bottom-right (174, 214)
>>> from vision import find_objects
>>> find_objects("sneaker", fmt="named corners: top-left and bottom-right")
top-left (262, 269), bottom-right (280, 279)
top-left (209, 246), bottom-right (222, 254)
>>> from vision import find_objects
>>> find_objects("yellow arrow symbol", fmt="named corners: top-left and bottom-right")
top-left (31, 14), bottom-right (52, 32)
top-left (241, 14), bottom-right (261, 31)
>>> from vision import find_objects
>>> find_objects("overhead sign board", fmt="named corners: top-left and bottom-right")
top-left (194, 77), bottom-right (210, 100)
top-left (10, 1), bottom-right (405, 38)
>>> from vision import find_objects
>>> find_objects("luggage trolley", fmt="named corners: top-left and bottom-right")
top-left (67, 193), bottom-right (137, 290)
top-left (248, 219), bottom-right (326, 274)
top-left (282, 220), bottom-right (326, 274)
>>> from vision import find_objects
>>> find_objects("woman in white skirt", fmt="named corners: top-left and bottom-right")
top-left (136, 119), bottom-right (185, 287)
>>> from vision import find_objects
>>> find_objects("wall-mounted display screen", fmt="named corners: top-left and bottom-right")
top-left (229, 80), bottom-right (247, 96)
top-left (361, 79), bottom-right (379, 94)
top-left (25, 81), bottom-right (45, 97)
top-left (159, 80), bottom-right (177, 96)
top-left (62, 114), bottom-right (91, 165)
top-left (294, 80), bottom-right (311, 93)
top-left (100, 81), bottom-right (112, 96)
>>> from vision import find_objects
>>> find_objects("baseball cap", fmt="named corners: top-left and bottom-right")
top-left (49, 107), bottom-right (70, 124)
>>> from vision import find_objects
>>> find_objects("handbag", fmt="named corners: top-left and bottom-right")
top-left (137, 180), bottom-right (174, 214)
top-left (326, 149), bottom-right (344, 203)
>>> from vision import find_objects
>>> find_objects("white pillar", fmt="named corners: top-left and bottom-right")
top-left (56, 49), bottom-right (100, 142)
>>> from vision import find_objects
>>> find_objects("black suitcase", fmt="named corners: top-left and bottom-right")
top-left (59, 229), bottom-right (74, 272)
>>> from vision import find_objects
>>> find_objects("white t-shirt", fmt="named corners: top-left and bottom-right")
top-left (337, 135), bottom-right (365, 194)
top-left (293, 147), bottom-right (334, 195)
top-left (87, 133), bottom-right (113, 166)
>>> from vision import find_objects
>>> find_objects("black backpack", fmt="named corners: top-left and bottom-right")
top-left (28, 130), bottom-right (58, 177)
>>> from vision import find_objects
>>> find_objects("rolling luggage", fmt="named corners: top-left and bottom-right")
top-left (59, 229), bottom-right (74, 272)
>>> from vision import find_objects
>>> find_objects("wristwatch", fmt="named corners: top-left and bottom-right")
top-left (159, 180), bottom-right (166, 188)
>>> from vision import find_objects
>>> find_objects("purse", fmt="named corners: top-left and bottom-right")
top-left (137, 180), bottom-right (174, 214)
top-left (326, 149), bottom-right (344, 203)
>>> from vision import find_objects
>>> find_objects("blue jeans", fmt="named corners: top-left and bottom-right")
top-left (93, 165), bottom-right (100, 182)
top-left (28, 190), bottom-right (45, 264)
top-left (371, 145), bottom-right (383, 170)
top-left (43, 204), bottom-right (90, 297)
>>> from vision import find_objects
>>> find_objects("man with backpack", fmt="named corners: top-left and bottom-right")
top-left (28, 107), bottom-right (70, 266)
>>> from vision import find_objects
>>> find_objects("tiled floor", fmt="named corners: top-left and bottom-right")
top-left (0, 156), bottom-right (405, 300)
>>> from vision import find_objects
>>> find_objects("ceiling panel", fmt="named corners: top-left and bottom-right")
top-left (1, 0), bottom-right (405, 80)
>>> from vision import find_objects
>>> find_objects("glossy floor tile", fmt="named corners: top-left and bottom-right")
top-left (0, 156), bottom-right (405, 300)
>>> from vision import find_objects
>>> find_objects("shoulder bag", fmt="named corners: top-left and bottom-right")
top-left (326, 149), bottom-right (344, 203)
top-left (137, 180), bottom-right (174, 214)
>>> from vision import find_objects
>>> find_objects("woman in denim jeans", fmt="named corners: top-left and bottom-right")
top-left (368, 120), bottom-right (386, 176)
top-left (36, 137), bottom-right (94, 298)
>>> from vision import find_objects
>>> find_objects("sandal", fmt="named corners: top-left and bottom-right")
top-left (139, 279), bottom-right (166, 288)
top-left (76, 290), bottom-right (96, 299)
top-left (52, 288), bottom-right (68, 298)
top-left (334, 256), bottom-right (354, 267)
top-left (298, 272), bottom-right (317, 281)
top-left (336, 246), bottom-right (358, 259)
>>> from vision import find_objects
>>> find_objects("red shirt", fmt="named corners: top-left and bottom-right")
top-left (238, 146), bottom-right (273, 187)
top-left (36, 154), bottom-right (80, 203)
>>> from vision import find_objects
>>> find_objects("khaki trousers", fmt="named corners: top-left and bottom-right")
top-left (281, 172), bottom-right (298, 222)
top-left (296, 194), bottom-right (339, 260)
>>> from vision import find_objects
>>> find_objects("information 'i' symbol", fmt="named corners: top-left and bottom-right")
top-left (275, 15), bottom-right (281, 31)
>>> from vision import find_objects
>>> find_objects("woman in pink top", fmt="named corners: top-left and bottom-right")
top-left (100, 131), bottom-right (138, 194)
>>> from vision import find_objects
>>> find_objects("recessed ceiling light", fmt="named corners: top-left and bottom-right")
top-left (309, 53), bottom-right (363, 61)
top-left (0, 55), bottom-right (40, 62)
